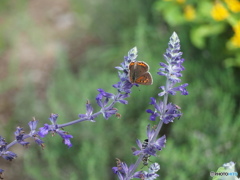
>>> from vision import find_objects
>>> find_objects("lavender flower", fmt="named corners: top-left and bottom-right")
top-left (0, 136), bottom-right (17, 161)
top-left (127, 163), bottom-right (160, 180)
top-left (114, 32), bottom-right (188, 180)
top-left (112, 161), bottom-right (143, 180)
top-left (56, 130), bottom-right (73, 148)
top-left (78, 100), bottom-right (96, 122)
top-left (38, 113), bottom-right (73, 148)
top-left (158, 32), bottom-right (188, 96)
top-left (0, 46), bottom-right (149, 175)
top-left (28, 118), bottom-right (44, 147)
top-left (14, 127), bottom-right (29, 147)
top-left (133, 125), bottom-right (166, 157)
top-left (146, 99), bottom-right (182, 123)
top-left (113, 47), bottom-right (139, 93)
top-left (28, 118), bottom-right (39, 135)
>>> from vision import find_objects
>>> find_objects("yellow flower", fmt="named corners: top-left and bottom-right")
top-left (231, 34), bottom-right (240, 47)
top-left (211, 2), bottom-right (229, 21)
top-left (224, 0), bottom-right (240, 13)
top-left (163, 0), bottom-right (185, 3)
top-left (231, 21), bottom-right (240, 48)
top-left (176, 0), bottom-right (185, 4)
top-left (184, 5), bottom-right (196, 21)
top-left (233, 21), bottom-right (240, 34)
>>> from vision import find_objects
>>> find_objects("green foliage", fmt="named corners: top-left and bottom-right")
top-left (1, 0), bottom-right (240, 180)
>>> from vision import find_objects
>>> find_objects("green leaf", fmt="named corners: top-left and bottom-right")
top-left (190, 23), bottom-right (226, 48)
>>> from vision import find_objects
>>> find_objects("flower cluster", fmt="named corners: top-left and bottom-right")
top-left (112, 32), bottom-right (188, 180)
top-left (112, 161), bottom-right (160, 180)
top-left (211, 2), bottom-right (230, 21)
top-left (114, 47), bottom-right (139, 93)
top-left (0, 46), bottom-right (139, 175)
top-left (147, 32), bottom-right (188, 123)
top-left (0, 32), bottom-right (188, 179)
top-left (156, 0), bottom-right (240, 73)
top-left (133, 125), bottom-right (166, 157)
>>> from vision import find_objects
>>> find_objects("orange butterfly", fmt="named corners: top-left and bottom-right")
top-left (128, 61), bottom-right (153, 85)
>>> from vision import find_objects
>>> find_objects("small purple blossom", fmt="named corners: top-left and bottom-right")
top-left (0, 136), bottom-right (7, 147)
top-left (96, 89), bottom-right (111, 108)
top-left (28, 118), bottom-right (38, 136)
top-left (1, 150), bottom-right (17, 161)
top-left (38, 114), bottom-right (60, 137)
top-left (133, 125), bottom-right (166, 157)
top-left (134, 164), bottom-right (160, 180)
top-left (159, 83), bottom-right (188, 96)
top-left (38, 124), bottom-right (51, 138)
top-left (28, 118), bottom-right (44, 148)
top-left (112, 160), bottom-right (143, 180)
top-left (97, 88), bottom-right (115, 99)
top-left (154, 135), bottom-right (166, 151)
top-left (0, 136), bottom-right (17, 161)
top-left (101, 108), bottom-right (118, 120)
top-left (95, 89), bottom-right (120, 120)
top-left (49, 113), bottom-right (59, 125)
top-left (142, 171), bottom-right (159, 180)
top-left (56, 130), bottom-right (73, 148)
top-left (149, 163), bottom-right (160, 173)
top-left (79, 100), bottom-right (96, 121)
top-left (14, 127), bottom-right (29, 146)
top-left (116, 93), bottom-right (129, 104)
top-left (37, 114), bottom-right (73, 148)
top-left (33, 137), bottom-right (44, 149)
top-left (147, 98), bottom-right (182, 123)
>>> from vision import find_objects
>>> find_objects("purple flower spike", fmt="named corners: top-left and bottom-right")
top-left (158, 32), bottom-right (188, 96)
top-left (113, 33), bottom-right (188, 180)
top-left (113, 47), bottom-right (140, 93)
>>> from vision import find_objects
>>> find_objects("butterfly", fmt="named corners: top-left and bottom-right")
top-left (128, 61), bottom-right (153, 85)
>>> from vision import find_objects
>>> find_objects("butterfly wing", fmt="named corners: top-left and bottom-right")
top-left (136, 62), bottom-right (149, 73)
top-left (135, 72), bottom-right (153, 85)
top-left (129, 62), bottom-right (136, 83)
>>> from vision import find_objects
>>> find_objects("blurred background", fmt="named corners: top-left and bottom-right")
top-left (0, 0), bottom-right (240, 179)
